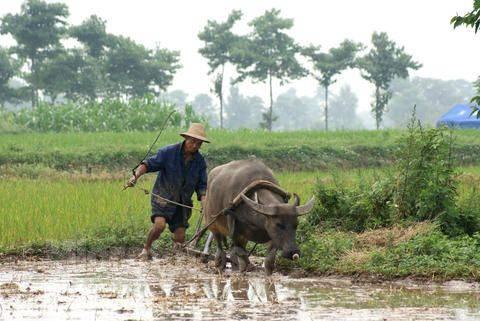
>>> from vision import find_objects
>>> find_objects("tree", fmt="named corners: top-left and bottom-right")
top-left (36, 49), bottom-right (81, 104)
top-left (0, 0), bottom-right (69, 108)
top-left (198, 10), bottom-right (242, 129)
top-left (232, 9), bottom-right (306, 131)
top-left (386, 77), bottom-right (475, 127)
top-left (36, 48), bottom-right (105, 103)
top-left (104, 35), bottom-right (180, 98)
top-left (224, 86), bottom-right (263, 129)
top-left (358, 32), bottom-right (421, 129)
top-left (0, 47), bottom-right (19, 108)
top-left (148, 46), bottom-right (181, 94)
top-left (69, 15), bottom-right (109, 58)
top-left (329, 85), bottom-right (363, 130)
top-left (451, 1), bottom-right (480, 117)
top-left (302, 40), bottom-right (362, 131)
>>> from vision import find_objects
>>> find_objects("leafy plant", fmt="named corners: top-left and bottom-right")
top-left (451, 2), bottom-right (480, 117)
top-left (11, 96), bottom-right (182, 132)
top-left (309, 110), bottom-right (478, 236)
top-left (394, 108), bottom-right (457, 223)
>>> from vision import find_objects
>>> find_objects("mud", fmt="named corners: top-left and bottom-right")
top-left (0, 254), bottom-right (479, 321)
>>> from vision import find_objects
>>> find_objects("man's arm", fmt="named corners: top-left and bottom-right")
top-left (126, 163), bottom-right (148, 188)
top-left (125, 147), bottom-right (166, 188)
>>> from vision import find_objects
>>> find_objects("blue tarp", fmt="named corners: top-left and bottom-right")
top-left (436, 104), bottom-right (480, 129)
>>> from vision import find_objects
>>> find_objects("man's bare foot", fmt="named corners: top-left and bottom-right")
top-left (172, 242), bottom-right (184, 253)
top-left (137, 248), bottom-right (153, 260)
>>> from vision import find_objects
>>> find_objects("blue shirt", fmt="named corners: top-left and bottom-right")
top-left (143, 142), bottom-right (207, 215)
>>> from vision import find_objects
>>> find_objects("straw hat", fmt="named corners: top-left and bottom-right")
top-left (180, 123), bottom-right (210, 143)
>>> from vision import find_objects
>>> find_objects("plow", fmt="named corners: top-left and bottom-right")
top-left (137, 179), bottom-right (293, 263)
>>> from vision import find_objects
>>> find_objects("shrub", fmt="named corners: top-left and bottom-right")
top-left (309, 110), bottom-right (478, 236)
top-left (394, 113), bottom-right (457, 222)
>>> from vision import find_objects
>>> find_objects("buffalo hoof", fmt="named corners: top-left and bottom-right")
top-left (264, 260), bottom-right (275, 276)
top-left (230, 253), bottom-right (239, 271)
top-left (238, 256), bottom-right (249, 273)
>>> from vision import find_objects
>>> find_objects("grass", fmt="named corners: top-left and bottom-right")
top-left (292, 223), bottom-right (480, 280)
top-left (1, 170), bottom-right (479, 280)
top-left (1, 129), bottom-right (480, 171)
top-left (2, 165), bottom-right (479, 251)
top-left (0, 171), bottom-right (314, 252)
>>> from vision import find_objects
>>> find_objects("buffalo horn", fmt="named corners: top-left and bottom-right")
top-left (295, 196), bottom-right (315, 216)
top-left (293, 193), bottom-right (300, 206)
top-left (240, 193), bottom-right (277, 216)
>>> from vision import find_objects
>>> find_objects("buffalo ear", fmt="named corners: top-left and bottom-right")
top-left (240, 193), bottom-right (277, 216)
top-left (295, 196), bottom-right (315, 216)
top-left (293, 193), bottom-right (300, 206)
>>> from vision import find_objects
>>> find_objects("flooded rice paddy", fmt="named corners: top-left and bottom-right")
top-left (0, 254), bottom-right (479, 321)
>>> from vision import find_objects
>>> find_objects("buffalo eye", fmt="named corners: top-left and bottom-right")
top-left (276, 223), bottom-right (286, 230)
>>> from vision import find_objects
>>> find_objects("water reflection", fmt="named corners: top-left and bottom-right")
top-left (0, 258), bottom-right (479, 321)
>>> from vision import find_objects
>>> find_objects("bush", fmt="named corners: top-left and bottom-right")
top-left (366, 231), bottom-right (480, 278)
top-left (441, 186), bottom-right (480, 236)
top-left (308, 176), bottom-right (395, 232)
top-left (309, 111), bottom-right (479, 236)
top-left (394, 114), bottom-right (457, 222)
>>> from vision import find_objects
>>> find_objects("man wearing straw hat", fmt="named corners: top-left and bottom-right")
top-left (126, 123), bottom-right (209, 260)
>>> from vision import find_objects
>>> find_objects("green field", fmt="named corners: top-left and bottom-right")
top-left (0, 171), bottom-right (315, 251)
top-left (1, 129), bottom-right (480, 172)
top-left (2, 129), bottom-right (480, 280)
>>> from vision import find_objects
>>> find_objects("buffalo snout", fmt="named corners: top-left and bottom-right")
top-left (282, 248), bottom-right (300, 260)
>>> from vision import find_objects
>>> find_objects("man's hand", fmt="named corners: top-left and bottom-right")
top-left (125, 174), bottom-right (137, 189)
top-left (124, 164), bottom-right (147, 190)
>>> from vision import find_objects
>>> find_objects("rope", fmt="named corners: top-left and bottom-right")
top-left (138, 187), bottom-right (201, 211)
top-left (130, 179), bottom-right (291, 252)
top-left (133, 185), bottom-right (225, 247)
top-left (182, 207), bottom-right (230, 247)
top-left (131, 110), bottom-right (176, 175)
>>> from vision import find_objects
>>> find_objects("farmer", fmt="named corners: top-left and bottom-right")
top-left (126, 123), bottom-right (209, 260)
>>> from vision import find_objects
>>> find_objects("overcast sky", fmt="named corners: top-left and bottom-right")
top-left (1, 1), bottom-right (479, 126)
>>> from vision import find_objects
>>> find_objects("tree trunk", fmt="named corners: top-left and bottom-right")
top-left (324, 85), bottom-right (329, 132)
top-left (219, 64), bottom-right (224, 129)
top-left (375, 86), bottom-right (380, 130)
top-left (268, 71), bottom-right (273, 132)
top-left (31, 57), bottom-right (38, 110)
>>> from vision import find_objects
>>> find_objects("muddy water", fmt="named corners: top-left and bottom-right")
top-left (0, 255), bottom-right (479, 321)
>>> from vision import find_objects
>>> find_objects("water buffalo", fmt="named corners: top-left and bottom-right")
top-left (203, 159), bottom-right (315, 275)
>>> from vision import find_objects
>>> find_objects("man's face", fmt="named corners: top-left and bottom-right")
top-left (184, 137), bottom-right (203, 154)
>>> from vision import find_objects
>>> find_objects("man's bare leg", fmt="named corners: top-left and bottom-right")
top-left (138, 216), bottom-right (166, 260)
top-left (172, 227), bottom-right (185, 251)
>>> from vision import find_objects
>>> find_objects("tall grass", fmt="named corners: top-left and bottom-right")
top-left (0, 171), bottom-right (314, 251)
top-left (2, 129), bottom-right (480, 172)
top-left (2, 168), bottom-right (479, 252)
top-left (0, 178), bottom-right (147, 250)
top-left (3, 129), bottom-right (480, 151)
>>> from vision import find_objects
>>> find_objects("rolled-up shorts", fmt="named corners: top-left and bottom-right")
top-left (151, 205), bottom-right (191, 233)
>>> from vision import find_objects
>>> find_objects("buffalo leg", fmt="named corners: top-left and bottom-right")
top-left (231, 240), bottom-right (250, 273)
top-left (214, 233), bottom-right (227, 270)
top-left (264, 245), bottom-right (277, 276)
top-left (229, 251), bottom-right (239, 271)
